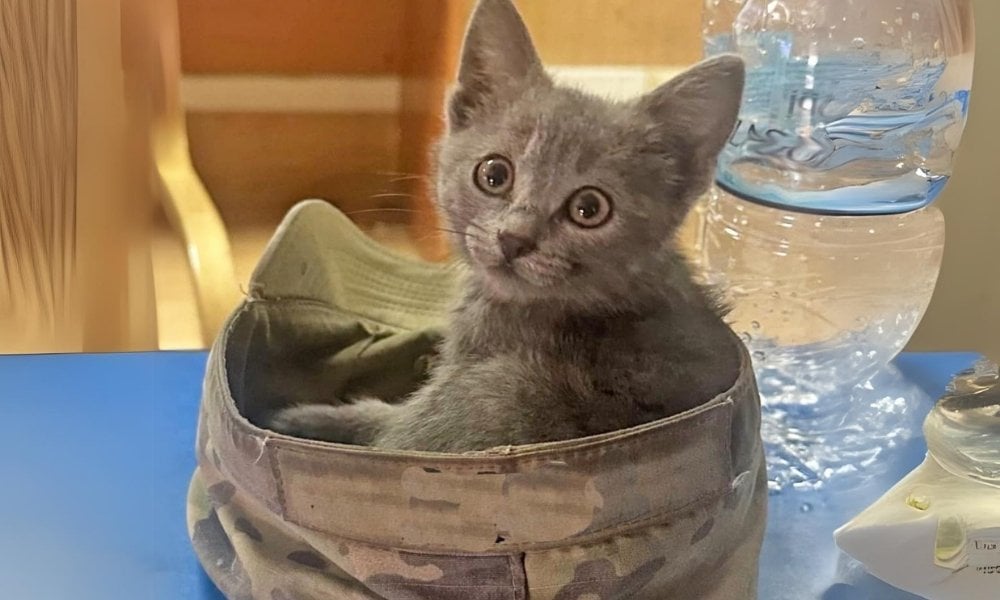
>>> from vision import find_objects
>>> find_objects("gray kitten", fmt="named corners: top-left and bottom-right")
top-left (266, 0), bottom-right (745, 453)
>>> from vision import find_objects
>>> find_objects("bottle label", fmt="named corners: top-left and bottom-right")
top-left (705, 28), bottom-right (972, 215)
top-left (968, 530), bottom-right (1000, 570)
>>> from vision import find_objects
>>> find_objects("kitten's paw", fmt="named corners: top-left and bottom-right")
top-left (261, 400), bottom-right (393, 446)
top-left (262, 405), bottom-right (328, 439)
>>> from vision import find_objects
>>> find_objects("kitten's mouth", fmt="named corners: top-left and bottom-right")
top-left (479, 257), bottom-right (576, 297)
top-left (479, 265), bottom-right (539, 299)
top-left (484, 262), bottom-right (524, 284)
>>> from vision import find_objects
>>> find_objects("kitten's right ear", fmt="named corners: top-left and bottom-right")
top-left (447, 0), bottom-right (547, 131)
top-left (636, 55), bottom-right (745, 201)
top-left (637, 55), bottom-right (745, 168)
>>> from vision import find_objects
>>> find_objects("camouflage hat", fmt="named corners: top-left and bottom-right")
top-left (188, 200), bottom-right (767, 599)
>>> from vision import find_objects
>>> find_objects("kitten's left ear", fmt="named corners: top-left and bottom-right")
top-left (637, 55), bottom-right (745, 190)
top-left (447, 0), bottom-right (548, 131)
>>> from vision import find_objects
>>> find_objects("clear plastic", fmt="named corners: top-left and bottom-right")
top-left (695, 187), bottom-right (945, 387)
top-left (925, 360), bottom-right (1000, 487)
top-left (688, 187), bottom-right (944, 491)
top-left (704, 0), bottom-right (975, 215)
top-left (692, 0), bottom-right (974, 491)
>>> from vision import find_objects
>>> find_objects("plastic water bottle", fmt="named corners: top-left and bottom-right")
top-left (691, 0), bottom-right (976, 491)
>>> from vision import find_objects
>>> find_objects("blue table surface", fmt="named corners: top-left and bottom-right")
top-left (0, 351), bottom-right (980, 600)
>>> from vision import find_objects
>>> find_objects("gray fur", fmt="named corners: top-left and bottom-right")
top-left (266, 0), bottom-right (745, 452)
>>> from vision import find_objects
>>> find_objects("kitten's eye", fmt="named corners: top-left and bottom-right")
top-left (566, 187), bottom-right (613, 228)
top-left (474, 155), bottom-right (514, 196)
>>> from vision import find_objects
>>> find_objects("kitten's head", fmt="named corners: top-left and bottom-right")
top-left (436, 0), bottom-right (744, 309)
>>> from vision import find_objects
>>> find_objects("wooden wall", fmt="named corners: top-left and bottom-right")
top-left (178, 0), bottom-right (699, 74)
top-left (177, 0), bottom-right (408, 229)
top-left (519, 1), bottom-right (700, 65)
top-left (178, 0), bottom-right (409, 75)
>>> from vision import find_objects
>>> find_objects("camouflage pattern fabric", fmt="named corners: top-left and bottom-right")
top-left (188, 201), bottom-right (767, 599)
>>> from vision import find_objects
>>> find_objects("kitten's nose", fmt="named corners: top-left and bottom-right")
top-left (497, 231), bottom-right (536, 262)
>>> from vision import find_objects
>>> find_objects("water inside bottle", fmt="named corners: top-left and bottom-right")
top-left (707, 33), bottom-right (972, 214)
top-left (688, 188), bottom-right (946, 491)
top-left (755, 354), bottom-right (927, 493)
top-left (741, 303), bottom-right (933, 492)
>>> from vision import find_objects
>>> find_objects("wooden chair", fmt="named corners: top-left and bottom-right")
top-left (142, 0), bottom-right (241, 346)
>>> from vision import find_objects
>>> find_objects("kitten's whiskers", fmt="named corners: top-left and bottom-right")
top-left (344, 208), bottom-right (421, 218)
top-left (435, 226), bottom-right (485, 242)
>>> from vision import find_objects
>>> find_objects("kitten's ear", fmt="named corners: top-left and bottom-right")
top-left (447, 0), bottom-right (547, 131)
top-left (637, 55), bottom-right (745, 192)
